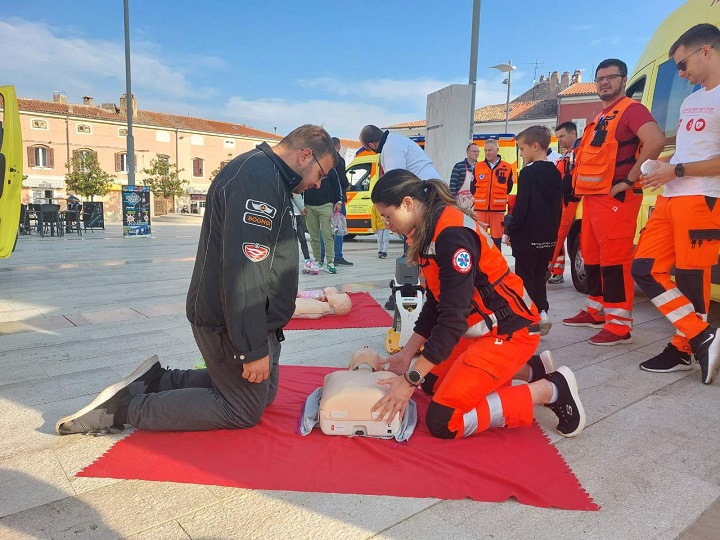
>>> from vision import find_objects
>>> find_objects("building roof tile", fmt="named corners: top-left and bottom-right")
top-left (558, 82), bottom-right (597, 96)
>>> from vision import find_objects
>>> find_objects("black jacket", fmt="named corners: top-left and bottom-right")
top-left (303, 155), bottom-right (345, 206)
top-left (504, 160), bottom-right (562, 253)
top-left (186, 142), bottom-right (300, 362)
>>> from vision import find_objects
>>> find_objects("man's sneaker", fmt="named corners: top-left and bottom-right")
top-left (539, 310), bottom-right (552, 336)
top-left (547, 274), bottom-right (564, 284)
top-left (302, 259), bottom-right (320, 275)
top-left (378, 252), bottom-right (383, 258)
top-left (689, 327), bottom-right (720, 385)
top-left (562, 310), bottom-right (605, 328)
top-left (327, 263), bottom-right (337, 274)
top-left (334, 257), bottom-right (353, 266)
top-left (544, 366), bottom-right (586, 437)
top-left (589, 329), bottom-right (632, 346)
top-left (380, 252), bottom-right (388, 259)
top-left (56, 356), bottom-right (163, 435)
top-left (639, 343), bottom-right (692, 373)
top-left (528, 350), bottom-right (555, 383)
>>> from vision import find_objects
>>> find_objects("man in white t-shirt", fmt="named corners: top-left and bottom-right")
top-left (359, 125), bottom-right (441, 180)
top-left (632, 23), bottom-right (720, 385)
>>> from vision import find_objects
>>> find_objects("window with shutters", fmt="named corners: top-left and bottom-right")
top-left (158, 154), bottom-right (170, 164)
top-left (28, 145), bottom-right (54, 168)
top-left (76, 123), bottom-right (92, 135)
top-left (116, 152), bottom-right (128, 172)
top-left (193, 157), bottom-right (204, 177)
top-left (30, 118), bottom-right (49, 130)
top-left (73, 148), bottom-right (96, 172)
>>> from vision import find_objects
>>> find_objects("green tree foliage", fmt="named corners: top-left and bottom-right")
top-left (141, 155), bottom-right (189, 199)
top-left (64, 152), bottom-right (115, 201)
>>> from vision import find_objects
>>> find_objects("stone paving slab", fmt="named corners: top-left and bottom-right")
top-left (0, 219), bottom-right (718, 539)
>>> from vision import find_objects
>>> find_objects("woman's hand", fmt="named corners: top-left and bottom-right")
top-left (371, 375), bottom-right (416, 422)
top-left (384, 350), bottom-right (413, 375)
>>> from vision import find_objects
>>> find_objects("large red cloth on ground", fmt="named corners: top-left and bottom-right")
top-left (78, 366), bottom-right (598, 511)
top-left (285, 292), bottom-right (393, 330)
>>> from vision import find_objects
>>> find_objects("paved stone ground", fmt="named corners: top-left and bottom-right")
top-left (0, 215), bottom-right (718, 539)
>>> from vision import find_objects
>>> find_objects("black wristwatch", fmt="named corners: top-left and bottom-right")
top-left (675, 163), bottom-right (685, 177)
top-left (620, 178), bottom-right (635, 187)
top-left (404, 368), bottom-right (424, 387)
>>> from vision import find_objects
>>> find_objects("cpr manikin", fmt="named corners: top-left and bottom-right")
top-left (293, 287), bottom-right (353, 319)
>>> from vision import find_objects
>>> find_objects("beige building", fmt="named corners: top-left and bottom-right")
top-left (21, 92), bottom-right (281, 221)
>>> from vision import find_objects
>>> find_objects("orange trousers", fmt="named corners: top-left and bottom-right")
top-left (475, 210), bottom-right (505, 241)
top-left (581, 192), bottom-right (642, 335)
top-left (632, 195), bottom-right (720, 353)
top-left (423, 328), bottom-right (539, 439)
top-left (549, 201), bottom-right (579, 276)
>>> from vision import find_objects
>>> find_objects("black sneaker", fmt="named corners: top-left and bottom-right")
top-left (380, 252), bottom-right (388, 259)
top-left (639, 343), bottom-right (692, 373)
top-left (334, 257), bottom-right (354, 266)
top-left (527, 350), bottom-right (555, 383)
top-left (689, 327), bottom-right (720, 384)
top-left (56, 356), bottom-right (163, 435)
top-left (544, 366), bottom-right (586, 437)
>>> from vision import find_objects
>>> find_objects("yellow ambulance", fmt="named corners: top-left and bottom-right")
top-left (567, 0), bottom-right (720, 294)
top-left (0, 85), bottom-right (23, 258)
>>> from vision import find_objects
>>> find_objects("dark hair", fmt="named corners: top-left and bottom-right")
top-left (371, 169), bottom-right (475, 262)
top-left (670, 23), bottom-right (720, 57)
top-left (359, 125), bottom-right (384, 146)
top-left (278, 125), bottom-right (337, 165)
top-left (555, 121), bottom-right (577, 134)
top-left (516, 125), bottom-right (551, 150)
top-left (331, 136), bottom-right (340, 146)
top-left (595, 58), bottom-right (628, 78)
top-left (466, 143), bottom-right (479, 151)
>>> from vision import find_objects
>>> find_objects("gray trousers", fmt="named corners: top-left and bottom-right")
top-left (127, 326), bottom-right (281, 431)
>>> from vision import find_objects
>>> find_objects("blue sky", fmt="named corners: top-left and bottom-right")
top-left (1, 0), bottom-right (683, 139)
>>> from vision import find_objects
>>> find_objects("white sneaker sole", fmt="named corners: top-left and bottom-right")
top-left (55, 355), bottom-right (158, 435)
top-left (556, 366), bottom-right (586, 438)
top-left (589, 336), bottom-right (633, 346)
top-left (539, 319), bottom-right (552, 336)
top-left (704, 334), bottom-right (720, 384)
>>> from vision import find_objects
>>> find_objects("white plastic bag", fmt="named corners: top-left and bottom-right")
top-left (331, 211), bottom-right (348, 236)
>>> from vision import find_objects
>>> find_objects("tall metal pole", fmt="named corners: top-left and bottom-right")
top-left (124, 0), bottom-right (135, 186)
top-left (505, 59), bottom-right (512, 134)
top-left (468, 0), bottom-right (481, 141)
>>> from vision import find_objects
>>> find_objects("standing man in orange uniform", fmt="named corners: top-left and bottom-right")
top-left (472, 138), bottom-right (514, 250)
top-left (547, 122), bottom-right (581, 284)
top-left (632, 24), bottom-right (720, 385)
top-left (562, 58), bottom-right (665, 345)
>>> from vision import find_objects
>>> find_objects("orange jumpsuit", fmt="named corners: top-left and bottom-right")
top-left (413, 206), bottom-right (540, 439)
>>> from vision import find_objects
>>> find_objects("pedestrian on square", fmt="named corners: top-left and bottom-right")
top-left (330, 137), bottom-right (353, 267)
top-left (56, 125), bottom-right (337, 435)
top-left (291, 192), bottom-right (313, 269)
top-left (449, 143), bottom-right (481, 198)
top-left (504, 126), bottom-right (563, 336)
top-left (632, 24), bottom-right (720, 384)
top-left (562, 58), bottom-right (665, 346)
top-left (371, 203), bottom-right (389, 258)
top-left (369, 169), bottom-right (586, 440)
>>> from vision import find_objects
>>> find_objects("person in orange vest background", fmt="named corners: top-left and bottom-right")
top-left (368, 169), bottom-right (586, 440)
top-left (632, 24), bottom-right (720, 385)
top-left (547, 122), bottom-right (581, 284)
top-left (473, 138), bottom-right (514, 250)
top-left (563, 59), bottom-right (665, 345)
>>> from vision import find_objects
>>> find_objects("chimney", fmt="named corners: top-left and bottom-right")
top-left (572, 69), bottom-right (582, 84)
top-left (560, 71), bottom-right (570, 89)
top-left (52, 91), bottom-right (67, 104)
top-left (120, 93), bottom-right (137, 119)
top-left (82, 96), bottom-right (94, 106)
top-left (550, 71), bottom-right (560, 91)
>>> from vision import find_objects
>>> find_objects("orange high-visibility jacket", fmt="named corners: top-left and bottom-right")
top-left (573, 96), bottom-right (638, 195)
top-left (420, 206), bottom-right (537, 338)
top-left (473, 160), bottom-right (514, 212)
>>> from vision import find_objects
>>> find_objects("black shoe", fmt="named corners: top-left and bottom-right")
top-left (334, 257), bottom-right (354, 266)
top-left (56, 356), bottom-right (162, 435)
top-left (689, 327), bottom-right (720, 384)
top-left (527, 350), bottom-right (555, 383)
top-left (639, 343), bottom-right (692, 373)
top-left (378, 252), bottom-right (383, 258)
top-left (380, 252), bottom-right (388, 259)
top-left (544, 366), bottom-right (586, 437)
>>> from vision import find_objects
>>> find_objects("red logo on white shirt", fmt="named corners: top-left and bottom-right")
top-left (686, 118), bottom-right (695, 131)
top-left (695, 118), bottom-right (706, 131)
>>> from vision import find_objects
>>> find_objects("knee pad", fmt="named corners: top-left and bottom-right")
top-left (421, 372), bottom-right (438, 395)
top-left (425, 401), bottom-right (457, 439)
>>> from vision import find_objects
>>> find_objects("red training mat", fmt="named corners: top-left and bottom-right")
top-left (285, 292), bottom-right (393, 330)
top-left (78, 366), bottom-right (598, 511)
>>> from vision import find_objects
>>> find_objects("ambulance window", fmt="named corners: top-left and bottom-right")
top-left (651, 58), bottom-right (696, 145)
top-left (626, 76), bottom-right (645, 102)
top-left (347, 163), bottom-right (371, 191)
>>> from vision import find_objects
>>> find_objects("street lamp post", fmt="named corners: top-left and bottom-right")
top-left (490, 60), bottom-right (517, 134)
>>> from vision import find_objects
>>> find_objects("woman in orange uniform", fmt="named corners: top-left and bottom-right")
top-left (370, 169), bottom-right (586, 439)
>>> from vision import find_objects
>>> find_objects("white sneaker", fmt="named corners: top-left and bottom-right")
top-left (539, 310), bottom-right (552, 336)
top-left (302, 259), bottom-right (320, 275)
